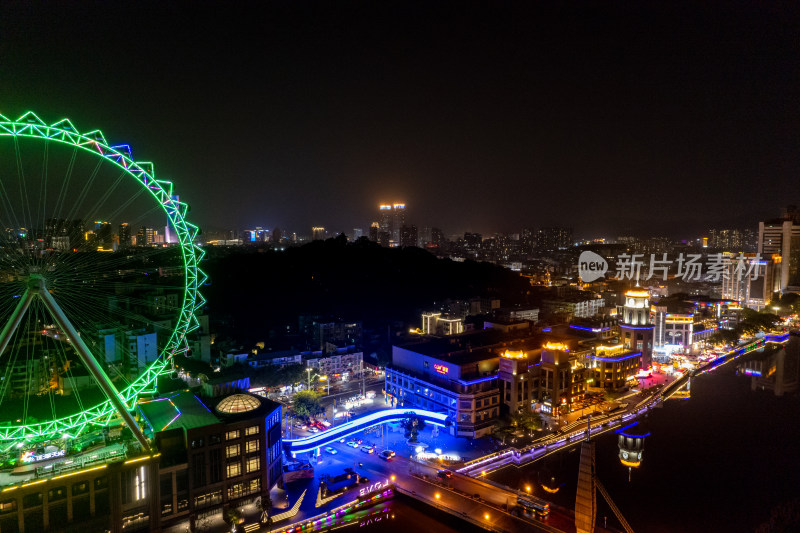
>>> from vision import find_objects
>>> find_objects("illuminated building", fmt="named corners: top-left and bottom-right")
top-left (0, 392), bottom-right (282, 533)
top-left (537, 342), bottom-right (587, 414)
top-left (585, 344), bottom-right (642, 391)
top-left (369, 222), bottom-right (379, 242)
top-left (498, 350), bottom-right (539, 413)
top-left (420, 312), bottom-right (463, 336)
top-left (385, 334), bottom-right (504, 438)
top-left (541, 292), bottom-right (604, 320)
top-left (137, 226), bottom-right (154, 246)
top-left (758, 206), bottom-right (800, 291)
top-left (618, 289), bottom-right (654, 369)
top-left (312, 226), bottom-right (325, 241)
top-left (377, 203), bottom-right (406, 245)
top-left (118, 222), bottom-right (132, 247)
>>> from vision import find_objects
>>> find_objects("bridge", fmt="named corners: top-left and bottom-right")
top-left (284, 408), bottom-right (449, 454)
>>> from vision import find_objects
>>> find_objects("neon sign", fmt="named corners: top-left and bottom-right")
top-left (433, 364), bottom-right (449, 374)
top-left (359, 478), bottom-right (389, 497)
top-left (21, 449), bottom-right (65, 463)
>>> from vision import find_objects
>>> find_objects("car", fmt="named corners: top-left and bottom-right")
top-left (308, 427), bottom-right (319, 433)
top-left (324, 446), bottom-right (338, 455)
top-left (360, 445), bottom-right (375, 454)
top-left (346, 441), bottom-right (360, 448)
top-left (437, 469), bottom-right (453, 479)
top-left (379, 450), bottom-right (395, 460)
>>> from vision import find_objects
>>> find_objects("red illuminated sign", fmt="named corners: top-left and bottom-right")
top-left (433, 364), bottom-right (449, 375)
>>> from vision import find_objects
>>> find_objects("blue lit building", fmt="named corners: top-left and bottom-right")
top-left (385, 334), bottom-right (506, 438)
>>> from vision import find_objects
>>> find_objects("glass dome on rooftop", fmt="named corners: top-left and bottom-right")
top-left (216, 394), bottom-right (261, 414)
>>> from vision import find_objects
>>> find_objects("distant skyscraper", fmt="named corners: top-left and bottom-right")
top-left (369, 222), bottom-right (379, 242)
top-left (95, 221), bottom-right (113, 249)
top-left (272, 227), bottom-right (282, 243)
top-left (536, 226), bottom-right (573, 250)
top-left (377, 203), bottom-right (406, 245)
top-left (353, 228), bottom-right (363, 240)
top-left (391, 203), bottom-right (405, 243)
top-left (118, 223), bottom-right (131, 247)
top-left (400, 225), bottom-right (418, 247)
top-left (137, 226), bottom-right (154, 246)
top-left (758, 206), bottom-right (800, 291)
top-left (312, 227), bottom-right (326, 241)
top-left (430, 227), bottom-right (444, 247)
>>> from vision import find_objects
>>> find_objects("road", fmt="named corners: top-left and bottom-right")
top-left (314, 435), bottom-right (571, 533)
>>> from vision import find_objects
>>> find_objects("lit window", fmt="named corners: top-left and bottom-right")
top-left (226, 444), bottom-right (240, 458)
top-left (246, 440), bottom-right (259, 454)
top-left (226, 462), bottom-right (241, 479)
top-left (246, 456), bottom-right (260, 473)
top-left (135, 466), bottom-right (146, 501)
top-left (225, 430), bottom-right (240, 441)
top-left (245, 425), bottom-right (259, 436)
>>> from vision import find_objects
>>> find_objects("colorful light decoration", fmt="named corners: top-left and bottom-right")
top-left (0, 112), bottom-right (205, 446)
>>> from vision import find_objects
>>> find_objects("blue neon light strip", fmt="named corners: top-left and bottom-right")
top-left (620, 325), bottom-right (654, 330)
top-left (460, 374), bottom-right (498, 385)
top-left (569, 325), bottom-right (610, 333)
top-left (588, 351), bottom-right (642, 362)
top-left (615, 421), bottom-right (651, 438)
top-left (285, 408), bottom-right (448, 453)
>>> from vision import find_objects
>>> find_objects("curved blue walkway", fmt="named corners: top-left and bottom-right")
top-left (284, 408), bottom-right (448, 454)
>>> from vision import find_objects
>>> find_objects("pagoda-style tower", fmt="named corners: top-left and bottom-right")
top-left (619, 288), bottom-right (654, 369)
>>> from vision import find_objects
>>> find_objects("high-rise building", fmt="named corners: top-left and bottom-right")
top-left (94, 221), bottom-right (113, 249)
top-left (536, 226), bottom-right (573, 250)
top-left (369, 222), bottom-right (379, 242)
top-left (391, 203), bottom-right (405, 242)
top-left (119, 222), bottom-right (132, 247)
top-left (312, 226), bottom-right (326, 241)
top-left (353, 228), bottom-right (363, 240)
top-left (758, 206), bottom-right (800, 291)
top-left (137, 226), bottom-right (155, 246)
top-left (377, 203), bottom-right (406, 245)
top-left (272, 227), bottom-right (282, 243)
top-left (431, 227), bottom-right (444, 247)
top-left (400, 224), bottom-right (418, 247)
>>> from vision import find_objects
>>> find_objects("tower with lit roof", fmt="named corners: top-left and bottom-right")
top-left (619, 289), bottom-right (654, 369)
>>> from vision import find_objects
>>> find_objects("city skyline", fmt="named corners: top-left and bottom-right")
top-left (1, 3), bottom-right (798, 237)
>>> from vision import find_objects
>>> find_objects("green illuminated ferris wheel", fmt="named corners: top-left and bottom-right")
top-left (0, 111), bottom-right (205, 450)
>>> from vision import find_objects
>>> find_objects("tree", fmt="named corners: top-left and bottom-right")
top-left (257, 495), bottom-right (273, 529)
top-left (400, 412), bottom-right (427, 442)
top-left (491, 416), bottom-right (513, 445)
top-left (512, 410), bottom-right (543, 435)
top-left (224, 508), bottom-right (242, 532)
top-left (292, 390), bottom-right (322, 419)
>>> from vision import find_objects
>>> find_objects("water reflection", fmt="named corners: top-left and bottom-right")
top-left (615, 421), bottom-right (649, 482)
top-left (736, 337), bottom-right (799, 396)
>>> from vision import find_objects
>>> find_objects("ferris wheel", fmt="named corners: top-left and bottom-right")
top-left (0, 111), bottom-right (204, 452)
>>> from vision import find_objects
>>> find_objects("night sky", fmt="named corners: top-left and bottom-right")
top-left (1, 1), bottom-right (798, 238)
